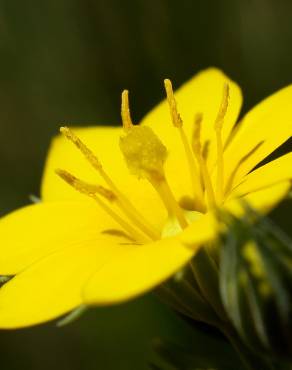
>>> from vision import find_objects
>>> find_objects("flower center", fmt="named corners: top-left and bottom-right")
top-left (55, 79), bottom-right (229, 244)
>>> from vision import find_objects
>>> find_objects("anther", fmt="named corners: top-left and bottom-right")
top-left (60, 127), bottom-right (102, 171)
top-left (214, 83), bottom-right (229, 131)
top-left (164, 79), bottom-right (183, 127)
top-left (121, 90), bottom-right (134, 130)
top-left (60, 127), bottom-right (125, 197)
top-left (55, 169), bottom-right (116, 201)
top-left (192, 113), bottom-right (203, 154)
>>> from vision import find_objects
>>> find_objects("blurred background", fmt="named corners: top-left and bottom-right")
top-left (0, 0), bottom-right (291, 369)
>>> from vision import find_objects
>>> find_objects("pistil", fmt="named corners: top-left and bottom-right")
top-left (149, 175), bottom-right (188, 228)
top-left (119, 124), bottom-right (188, 229)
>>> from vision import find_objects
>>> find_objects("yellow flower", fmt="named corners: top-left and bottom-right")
top-left (0, 68), bottom-right (291, 329)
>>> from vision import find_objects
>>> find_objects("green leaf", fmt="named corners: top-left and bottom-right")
top-left (219, 209), bottom-right (292, 363)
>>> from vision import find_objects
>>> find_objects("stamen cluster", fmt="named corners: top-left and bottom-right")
top-left (56, 79), bottom-right (229, 243)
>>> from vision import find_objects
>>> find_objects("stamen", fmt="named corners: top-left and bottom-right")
top-left (214, 83), bottom-right (229, 203)
top-left (60, 127), bottom-right (119, 198)
top-left (164, 79), bottom-right (204, 211)
top-left (120, 125), bottom-right (188, 229)
top-left (60, 127), bottom-right (160, 240)
top-left (55, 169), bottom-right (149, 243)
top-left (55, 169), bottom-right (116, 201)
top-left (192, 114), bottom-right (216, 209)
top-left (121, 90), bottom-right (134, 130)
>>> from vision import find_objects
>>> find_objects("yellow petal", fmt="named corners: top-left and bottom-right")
top-left (226, 181), bottom-right (290, 216)
top-left (229, 153), bottom-right (292, 197)
top-left (179, 212), bottom-right (219, 248)
top-left (41, 126), bottom-right (166, 228)
top-left (83, 234), bottom-right (206, 305)
top-left (0, 236), bottom-right (132, 329)
top-left (141, 68), bottom-right (242, 198)
top-left (182, 181), bottom-right (290, 247)
top-left (84, 182), bottom-right (287, 306)
top-left (224, 85), bottom-right (292, 190)
top-left (0, 201), bottom-right (127, 275)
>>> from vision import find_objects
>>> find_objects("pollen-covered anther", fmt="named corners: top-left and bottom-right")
top-left (60, 127), bottom-right (102, 171)
top-left (121, 90), bottom-right (134, 130)
top-left (119, 126), bottom-right (168, 181)
top-left (214, 83), bottom-right (230, 131)
top-left (164, 79), bottom-right (183, 127)
top-left (55, 169), bottom-right (116, 201)
top-left (192, 113), bottom-right (203, 154)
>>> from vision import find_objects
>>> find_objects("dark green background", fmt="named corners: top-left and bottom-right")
top-left (0, 0), bottom-right (291, 369)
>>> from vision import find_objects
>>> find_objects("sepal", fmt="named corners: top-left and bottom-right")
top-left (0, 275), bottom-right (13, 286)
top-left (156, 263), bottom-right (220, 327)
